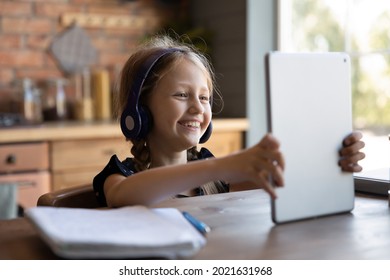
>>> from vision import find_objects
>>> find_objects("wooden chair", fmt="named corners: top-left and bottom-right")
top-left (37, 184), bottom-right (100, 208)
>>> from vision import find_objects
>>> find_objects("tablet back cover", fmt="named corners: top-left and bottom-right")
top-left (265, 52), bottom-right (355, 224)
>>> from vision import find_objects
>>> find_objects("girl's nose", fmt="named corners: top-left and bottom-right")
top-left (189, 98), bottom-right (205, 114)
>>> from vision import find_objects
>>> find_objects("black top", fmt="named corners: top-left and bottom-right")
top-left (92, 148), bottom-right (229, 207)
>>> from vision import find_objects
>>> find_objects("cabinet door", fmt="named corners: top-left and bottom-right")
top-left (0, 142), bottom-right (49, 172)
top-left (51, 138), bottom-right (130, 171)
top-left (199, 131), bottom-right (243, 157)
top-left (51, 138), bottom-right (130, 190)
top-left (0, 171), bottom-right (50, 209)
top-left (52, 169), bottom-right (99, 191)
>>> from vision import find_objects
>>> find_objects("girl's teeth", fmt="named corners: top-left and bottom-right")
top-left (183, 122), bottom-right (199, 128)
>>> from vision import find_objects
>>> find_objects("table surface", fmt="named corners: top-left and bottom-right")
top-left (1, 189), bottom-right (389, 260)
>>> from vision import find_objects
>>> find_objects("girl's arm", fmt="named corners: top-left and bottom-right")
top-left (104, 134), bottom-right (284, 207)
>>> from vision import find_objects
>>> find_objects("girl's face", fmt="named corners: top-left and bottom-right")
top-left (146, 58), bottom-right (212, 152)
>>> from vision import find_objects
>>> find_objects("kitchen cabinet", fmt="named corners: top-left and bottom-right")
top-left (51, 138), bottom-right (129, 190)
top-left (0, 119), bottom-right (249, 196)
top-left (0, 142), bottom-right (50, 208)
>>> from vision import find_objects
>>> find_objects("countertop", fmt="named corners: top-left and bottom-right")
top-left (0, 118), bottom-right (249, 143)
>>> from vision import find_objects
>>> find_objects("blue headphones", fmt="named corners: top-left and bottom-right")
top-left (120, 48), bottom-right (212, 143)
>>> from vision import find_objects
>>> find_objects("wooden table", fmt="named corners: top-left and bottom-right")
top-left (0, 190), bottom-right (389, 260)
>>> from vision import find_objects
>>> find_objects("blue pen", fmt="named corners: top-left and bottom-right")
top-left (182, 211), bottom-right (211, 235)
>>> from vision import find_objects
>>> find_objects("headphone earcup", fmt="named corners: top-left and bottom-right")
top-left (137, 105), bottom-right (152, 139)
top-left (120, 105), bottom-right (152, 140)
top-left (199, 122), bottom-right (212, 144)
top-left (120, 49), bottom-right (181, 140)
top-left (120, 107), bottom-right (138, 139)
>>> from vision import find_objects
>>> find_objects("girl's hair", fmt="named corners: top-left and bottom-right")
top-left (114, 35), bottom-right (224, 195)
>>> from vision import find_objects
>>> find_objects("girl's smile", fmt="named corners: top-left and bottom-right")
top-left (178, 121), bottom-right (201, 128)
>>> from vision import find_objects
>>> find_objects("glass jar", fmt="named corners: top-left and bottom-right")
top-left (42, 78), bottom-right (68, 121)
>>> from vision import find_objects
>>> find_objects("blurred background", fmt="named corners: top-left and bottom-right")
top-left (279, 0), bottom-right (390, 170)
top-left (0, 0), bottom-right (247, 121)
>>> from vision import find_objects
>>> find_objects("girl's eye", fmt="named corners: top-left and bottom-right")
top-left (175, 92), bottom-right (187, 98)
top-left (200, 95), bottom-right (210, 102)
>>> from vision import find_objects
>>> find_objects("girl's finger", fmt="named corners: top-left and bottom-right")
top-left (258, 171), bottom-right (278, 199)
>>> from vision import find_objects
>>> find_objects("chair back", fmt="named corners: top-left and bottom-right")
top-left (37, 184), bottom-right (100, 208)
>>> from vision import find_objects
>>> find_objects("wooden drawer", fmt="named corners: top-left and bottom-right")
top-left (199, 131), bottom-right (242, 157)
top-left (51, 137), bottom-right (130, 171)
top-left (0, 171), bottom-right (50, 209)
top-left (52, 169), bottom-right (101, 191)
top-left (0, 142), bottom-right (49, 173)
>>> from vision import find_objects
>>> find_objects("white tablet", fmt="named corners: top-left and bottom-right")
top-left (265, 52), bottom-right (355, 224)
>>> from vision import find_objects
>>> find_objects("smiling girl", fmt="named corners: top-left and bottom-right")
top-left (93, 35), bottom-right (364, 208)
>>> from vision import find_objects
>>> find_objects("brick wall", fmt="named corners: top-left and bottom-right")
top-left (0, 0), bottom-right (172, 112)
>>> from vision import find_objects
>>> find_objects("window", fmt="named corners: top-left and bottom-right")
top-left (278, 0), bottom-right (390, 170)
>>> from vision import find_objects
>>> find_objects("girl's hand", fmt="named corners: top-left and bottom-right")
top-left (338, 131), bottom-right (365, 172)
top-left (222, 133), bottom-right (285, 199)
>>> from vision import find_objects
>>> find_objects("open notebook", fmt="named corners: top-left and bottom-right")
top-left (25, 206), bottom-right (206, 259)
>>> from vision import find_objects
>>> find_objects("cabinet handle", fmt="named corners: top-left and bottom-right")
top-left (15, 181), bottom-right (36, 188)
top-left (6, 154), bottom-right (17, 164)
top-left (0, 180), bottom-right (36, 188)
